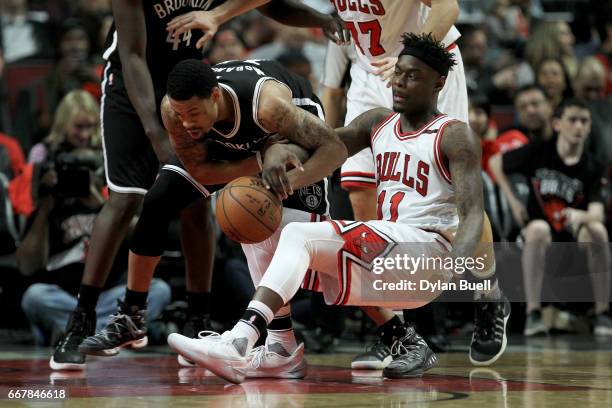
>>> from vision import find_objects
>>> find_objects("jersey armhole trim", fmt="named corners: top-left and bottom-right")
top-left (212, 83), bottom-right (241, 139)
top-left (252, 77), bottom-right (293, 134)
top-left (433, 119), bottom-right (459, 185)
top-left (370, 113), bottom-right (398, 145)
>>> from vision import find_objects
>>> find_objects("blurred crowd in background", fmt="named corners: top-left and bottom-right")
top-left (0, 0), bottom-right (612, 350)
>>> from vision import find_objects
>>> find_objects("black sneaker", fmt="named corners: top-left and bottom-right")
top-left (178, 314), bottom-right (213, 367)
top-left (351, 340), bottom-right (392, 370)
top-left (470, 295), bottom-right (511, 366)
top-left (382, 326), bottom-right (438, 378)
top-left (49, 309), bottom-right (96, 371)
top-left (78, 301), bottom-right (148, 356)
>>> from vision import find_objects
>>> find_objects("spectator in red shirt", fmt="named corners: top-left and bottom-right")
top-left (495, 85), bottom-right (553, 155)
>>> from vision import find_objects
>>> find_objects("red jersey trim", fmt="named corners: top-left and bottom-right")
top-left (370, 113), bottom-right (398, 145)
top-left (394, 114), bottom-right (447, 139)
top-left (433, 120), bottom-right (459, 185)
top-left (341, 181), bottom-right (377, 190)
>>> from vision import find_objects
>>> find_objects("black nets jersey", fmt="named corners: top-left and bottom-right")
top-left (206, 59), bottom-right (329, 215)
top-left (102, 0), bottom-right (222, 96)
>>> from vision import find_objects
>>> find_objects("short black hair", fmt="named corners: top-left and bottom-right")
top-left (553, 98), bottom-right (590, 118)
top-left (167, 59), bottom-right (218, 101)
top-left (399, 32), bottom-right (456, 76)
top-left (514, 84), bottom-right (547, 102)
top-left (277, 49), bottom-right (311, 68)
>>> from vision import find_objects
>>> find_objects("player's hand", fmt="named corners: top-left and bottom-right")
top-left (371, 57), bottom-right (397, 88)
top-left (166, 11), bottom-right (218, 49)
top-left (151, 132), bottom-right (174, 164)
top-left (322, 12), bottom-right (350, 45)
top-left (262, 144), bottom-right (304, 200)
top-left (508, 197), bottom-right (529, 227)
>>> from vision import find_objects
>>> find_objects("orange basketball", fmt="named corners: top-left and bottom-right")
top-left (215, 176), bottom-right (283, 244)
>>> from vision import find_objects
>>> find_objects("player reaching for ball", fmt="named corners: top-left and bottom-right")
top-left (167, 34), bottom-right (511, 383)
top-left (80, 57), bottom-right (349, 377)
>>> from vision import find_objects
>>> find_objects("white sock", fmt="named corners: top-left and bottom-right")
top-left (231, 300), bottom-right (274, 355)
top-left (266, 305), bottom-right (297, 354)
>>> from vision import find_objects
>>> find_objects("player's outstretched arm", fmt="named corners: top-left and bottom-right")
top-left (113, 0), bottom-right (173, 163)
top-left (161, 97), bottom-right (262, 185)
top-left (336, 108), bottom-right (393, 156)
top-left (441, 121), bottom-right (484, 260)
top-left (257, 81), bottom-right (348, 194)
top-left (257, 0), bottom-right (350, 45)
top-left (167, 0), bottom-right (271, 49)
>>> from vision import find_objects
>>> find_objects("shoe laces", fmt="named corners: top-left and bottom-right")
top-left (389, 328), bottom-right (421, 361)
top-left (248, 345), bottom-right (267, 369)
top-left (103, 313), bottom-right (140, 338)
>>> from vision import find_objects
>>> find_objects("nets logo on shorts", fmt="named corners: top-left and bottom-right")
top-left (298, 184), bottom-right (323, 211)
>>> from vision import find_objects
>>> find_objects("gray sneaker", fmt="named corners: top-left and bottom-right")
top-left (382, 326), bottom-right (437, 379)
top-left (594, 313), bottom-right (612, 336)
top-left (524, 310), bottom-right (548, 337)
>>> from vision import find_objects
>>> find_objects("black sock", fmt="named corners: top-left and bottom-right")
top-left (239, 307), bottom-right (270, 340)
top-left (268, 314), bottom-right (292, 331)
top-left (124, 288), bottom-right (148, 309)
top-left (77, 284), bottom-right (102, 311)
top-left (186, 291), bottom-right (211, 316)
top-left (377, 315), bottom-right (405, 347)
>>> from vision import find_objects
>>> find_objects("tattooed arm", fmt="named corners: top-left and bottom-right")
top-left (335, 108), bottom-right (393, 156)
top-left (257, 81), bottom-right (348, 196)
top-left (441, 121), bottom-right (484, 260)
top-left (161, 96), bottom-right (261, 185)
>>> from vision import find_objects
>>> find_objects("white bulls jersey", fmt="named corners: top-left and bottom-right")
top-left (330, 0), bottom-right (461, 73)
top-left (372, 112), bottom-right (460, 238)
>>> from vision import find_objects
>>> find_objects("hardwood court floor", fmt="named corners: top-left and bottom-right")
top-left (0, 336), bottom-right (611, 407)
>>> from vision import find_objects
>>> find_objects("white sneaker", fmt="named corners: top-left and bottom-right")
top-left (246, 342), bottom-right (307, 379)
top-left (167, 331), bottom-right (247, 384)
top-left (177, 354), bottom-right (196, 367)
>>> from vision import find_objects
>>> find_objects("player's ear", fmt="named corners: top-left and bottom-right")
top-left (552, 117), bottom-right (561, 133)
top-left (433, 75), bottom-right (446, 94)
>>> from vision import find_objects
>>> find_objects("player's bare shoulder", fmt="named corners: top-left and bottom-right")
top-left (440, 120), bottom-right (481, 162)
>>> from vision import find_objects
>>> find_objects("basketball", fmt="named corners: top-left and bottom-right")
top-left (215, 176), bottom-right (283, 244)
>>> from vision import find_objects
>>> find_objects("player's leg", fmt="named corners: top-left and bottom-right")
top-left (181, 198), bottom-right (216, 335)
top-left (521, 219), bottom-right (551, 337)
top-left (51, 85), bottom-right (159, 370)
top-left (238, 209), bottom-right (322, 378)
top-left (168, 220), bottom-right (344, 383)
top-left (469, 213), bottom-right (512, 366)
top-left (79, 165), bottom-right (207, 356)
top-left (578, 222), bottom-right (612, 335)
